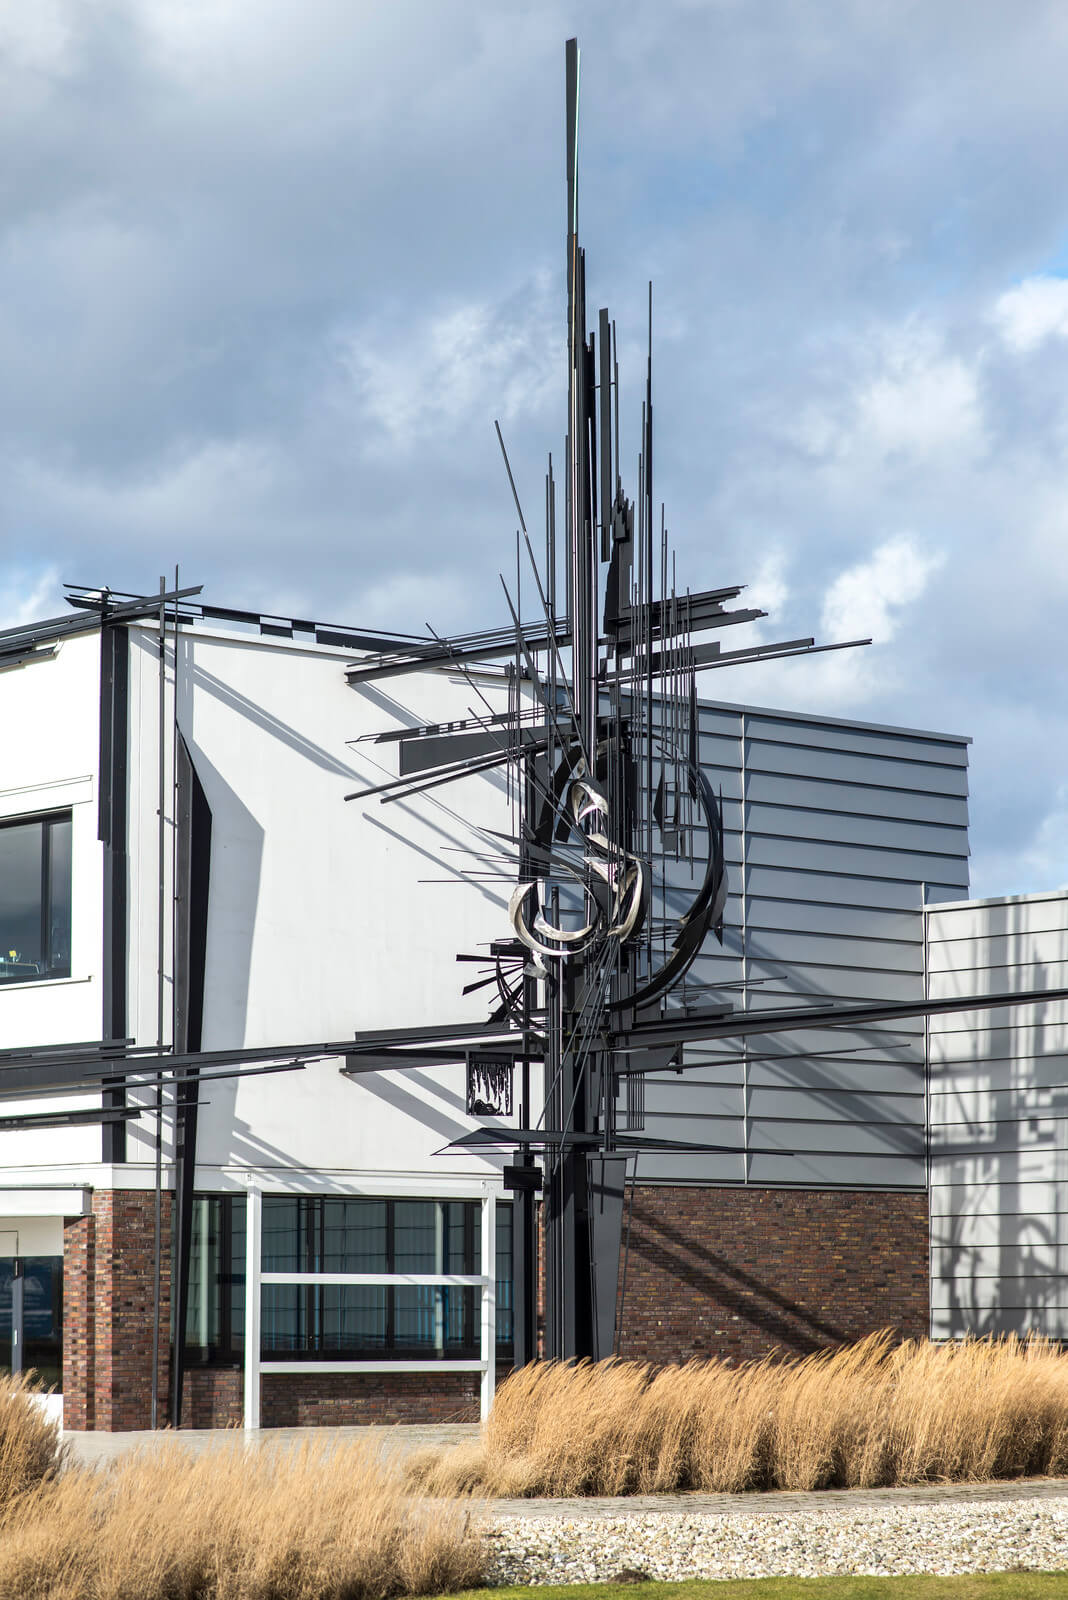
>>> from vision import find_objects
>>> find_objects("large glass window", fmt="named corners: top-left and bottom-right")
top-left (0, 814), bottom-right (72, 985)
top-left (183, 1194), bottom-right (513, 1365)
top-left (0, 1258), bottom-right (63, 1390)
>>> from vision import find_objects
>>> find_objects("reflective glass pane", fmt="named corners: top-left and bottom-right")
top-left (185, 1198), bottom-right (221, 1351)
top-left (262, 1197), bottom-right (303, 1272)
top-left (47, 816), bottom-right (72, 975)
top-left (0, 822), bottom-right (43, 979)
top-left (322, 1286), bottom-right (387, 1350)
top-left (323, 1199), bottom-right (386, 1272)
top-left (496, 1202), bottom-right (513, 1348)
top-left (230, 1197), bottom-right (246, 1352)
top-left (392, 1285), bottom-right (476, 1351)
top-left (393, 1201), bottom-right (438, 1273)
top-left (262, 1285), bottom-right (303, 1352)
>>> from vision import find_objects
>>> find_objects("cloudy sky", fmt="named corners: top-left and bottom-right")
top-left (2, 0), bottom-right (1067, 898)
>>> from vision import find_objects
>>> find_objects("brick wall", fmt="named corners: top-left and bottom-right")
top-left (617, 1185), bottom-right (929, 1363)
top-left (261, 1372), bottom-right (481, 1426)
top-left (182, 1368), bottom-right (242, 1429)
top-left (63, 1191), bottom-right (172, 1431)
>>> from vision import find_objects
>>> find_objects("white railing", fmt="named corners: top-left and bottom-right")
top-left (243, 1185), bottom-right (496, 1428)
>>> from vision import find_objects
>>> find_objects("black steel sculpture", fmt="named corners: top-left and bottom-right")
top-left (343, 38), bottom-right (872, 1362)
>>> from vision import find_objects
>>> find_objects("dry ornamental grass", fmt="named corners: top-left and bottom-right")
top-left (408, 1332), bottom-right (1068, 1498)
top-left (0, 1377), bottom-right (483, 1600)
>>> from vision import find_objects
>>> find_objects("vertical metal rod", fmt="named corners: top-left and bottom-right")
top-left (244, 1185), bottom-right (262, 1430)
top-left (151, 575), bottom-right (166, 1429)
top-left (10, 1256), bottom-right (23, 1377)
top-left (479, 1184), bottom-right (496, 1421)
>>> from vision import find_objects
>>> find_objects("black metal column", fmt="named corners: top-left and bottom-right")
top-left (98, 618), bottom-right (129, 1163)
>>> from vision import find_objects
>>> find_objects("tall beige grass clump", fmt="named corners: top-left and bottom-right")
top-left (0, 1437), bottom-right (483, 1600)
top-left (0, 1373), bottom-right (65, 1506)
top-left (408, 1332), bottom-right (1068, 1498)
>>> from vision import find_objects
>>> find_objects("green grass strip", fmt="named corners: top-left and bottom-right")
top-left (439, 1576), bottom-right (1068, 1600)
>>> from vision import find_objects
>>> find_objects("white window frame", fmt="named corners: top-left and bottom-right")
top-left (243, 1184), bottom-right (497, 1428)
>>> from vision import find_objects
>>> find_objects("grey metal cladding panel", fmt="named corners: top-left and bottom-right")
top-left (931, 1215), bottom-right (1068, 1253)
top-left (747, 834), bottom-right (970, 885)
top-left (626, 1152), bottom-right (746, 1184)
top-left (746, 771), bottom-right (968, 828)
top-left (741, 1025), bottom-right (925, 1057)
top-left (929, 1005), bottom-right (1068, 1041)
top-left (641, 1082), bottom-right (745, 1121)
top-left (746, 1087), bottom-right (924, 1126)
top-left (654, 1061), bottom-right (746, 1088)
top-left (744, 866), bottom-right (927, 912)
top-left (682, 949), bottom-right (745, 984)
top-left (697, 705), bottom-right (744, 737)
top-left (641, 1109), bottom-right (921, 1162)
top-left (744, 962), bottom-right (922, 1005)
top-left (637, 1112), bottom-right (745, 1150)
top-left (746, 803), bottom-right (969, 861)
top-left (927, 898), bottom-right (1068, 941)
top-left (744, 927), bottom-right (924, 974)
top-left (746, 899), bottom-right (922, 943)
top-left (746, 1151), bottom-right (925, 1186)
top-left (746, 1116), bottom-right (924, 1158)
top-left (930, 1179), bottom-right (1068, 1221)
top-left (927, 959), bottom-right (1068, 997)
top-left (697, 731), bottom-right (743, 766)
top-left (931, 1083), bottom-right (1068, 1123)
top-left (740, 712), bottom-right (970, 768)
top-left (925, 884), bottom-right (973, 906)
top-left (931, 1278), bottom-right (1068, 1312)
top-left (930, 1058), bottom-right (1068, 1093)
top-left (933, 1306), bottom-right (1068, 1339)
top-left (931, 1118), bottom-right (1068, 1155)
top-left (929, 1018), bottom-right (1068, 1057)
top-left (928, 929), bottom-right (1068, 972)
top-left (927, 998), bottom-right (1068, 1043)
top-left (695, 766), bottom-right (744, 802)
top-left (747, 1057), bottom-right (925, 1095)
top-left (743, 740), bottom-right (970, 797)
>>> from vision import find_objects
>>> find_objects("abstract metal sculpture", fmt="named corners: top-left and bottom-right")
top-left (343, 38), bottom-right (869, 1361)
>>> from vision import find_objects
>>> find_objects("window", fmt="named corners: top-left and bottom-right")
top-left (0, 813), bottom-right (72, 985)
top-left (183, 1195), bottom-right (513, 1365)
top-left (0, 1257), bottom-right (64, 1390)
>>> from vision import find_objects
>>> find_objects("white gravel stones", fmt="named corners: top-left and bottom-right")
top-left (484, 1499), bottom-right (1068, 1584)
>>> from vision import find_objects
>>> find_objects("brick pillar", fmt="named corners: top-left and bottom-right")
top-left (63, 1191), bottom-right (172, 1431)
top-left (62, 1212), bottom-right (95, 1431)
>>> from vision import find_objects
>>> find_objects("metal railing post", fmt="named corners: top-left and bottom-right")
top-left (480, 1185), bottom-right (496, 1421)
top-left (243, 1186), bottom-right (262, 1431)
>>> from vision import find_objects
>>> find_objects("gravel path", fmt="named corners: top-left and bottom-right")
top-left (484, 1482), bottom-right (1068, 1584)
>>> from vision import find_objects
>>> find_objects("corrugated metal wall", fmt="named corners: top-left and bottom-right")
top-left (928, 890), bottom-right (1068, 1337)
top-left (632, 699), bottom-right (971, 1187)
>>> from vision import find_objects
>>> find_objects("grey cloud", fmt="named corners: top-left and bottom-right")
top-left (3, 0), bottom-right (1068, 895)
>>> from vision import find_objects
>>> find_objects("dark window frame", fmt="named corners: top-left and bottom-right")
top-left (0, 810), bottom-right (73, 986)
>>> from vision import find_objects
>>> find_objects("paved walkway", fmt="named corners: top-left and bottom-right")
top-left (492, 1474), bottom-right (1068, 1519)
top-left (61, 1424), bottom-right (1068, 1521)
top-left (63, 1422), bottom-right (479, 1467)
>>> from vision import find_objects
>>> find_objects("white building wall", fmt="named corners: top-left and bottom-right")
top-left (123, 623), bottom-right (521, 1192)
top-left (0, 632), bottom-right (104, 1168)
top-left (928, 889), bottom-right (1068, 1338)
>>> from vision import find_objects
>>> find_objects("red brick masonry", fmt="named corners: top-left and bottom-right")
top-left (63, 1184), bottom-right (929, 1428)
top-left (63, 1191), bottom-right (172, 1431)
top-left (617, 1185), bottom-right (929, 1364)
top-left (180, 1370), bottom-right (481, 1427)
